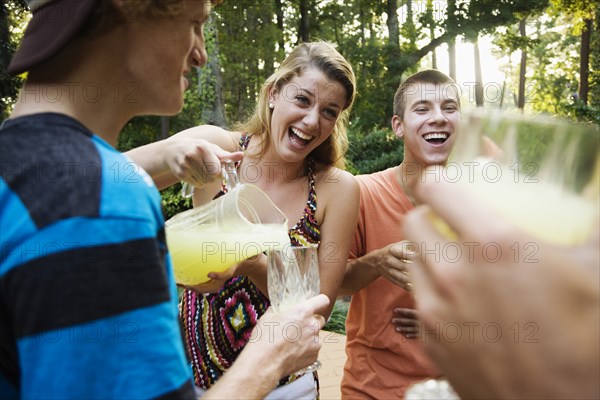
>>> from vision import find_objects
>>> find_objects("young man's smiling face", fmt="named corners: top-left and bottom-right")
top-left (393, 82), bottom-right (461, 168)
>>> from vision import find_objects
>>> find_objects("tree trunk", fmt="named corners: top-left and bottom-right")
top-left (431, 30), bottom-right (437, 69)
top-left (159, 117), bottom-right (169, 140)
top-left (275, 0), bottom-right (285, 52)
top-left (578, 18), bottom-right (592, 105)
top-left (517, 18), bottom-right (527, 110)
top-left (447, 0), bottom-right (457, 80)
top-left (387, 0), bottom-right (399, 52)
top-left (405, 0), bottom-right (417, 51)
top-left (262, 3), bottom-right (276, 77)
top-left (199, 15), bottom-right (226, 128)
top-left (299, 0), bottom-right (310, 43)
top-left (448, 40), bottom-right (456, 80)
top-left (474, 38), bottom-right (484, 107)
top-left (591, 7), bottom-right (600, 109)
top-left (386, 0), bottom-right (402, 92)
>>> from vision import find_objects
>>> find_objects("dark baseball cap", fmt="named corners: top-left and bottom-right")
top-left (8, 0), bottom-right (99, 75)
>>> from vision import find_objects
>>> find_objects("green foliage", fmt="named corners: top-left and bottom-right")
top-left (214, 2), bottom-right (284, 127)
top-left (507, 3), bottom-right (600, 125)
top-left (550, 0), bottom-right (596, 32)
top-left (116, 116), bottom-right (161, 152)
top-left (347, 126), bottom-right (404, 175)
top-left (161, 184), bottom-right (193, 221)
top-left (1, 0), bottom-right (27, 119)
top-left (323, 299), bottom-right (350, 334)
top-left (565, 100), bottom-right (600, 124)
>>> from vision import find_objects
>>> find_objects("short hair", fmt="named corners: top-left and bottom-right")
top-left (237, 41), bottom-right (356, 171)
top-left (393, 70), bottom-right (460, 120)
top-left (84, 0), bottom-right (222, 38)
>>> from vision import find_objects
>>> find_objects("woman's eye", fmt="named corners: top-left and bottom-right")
top-left (324, 108), bottom-right (338, 118)
top-left (296, 95), bottom-right (309, 105)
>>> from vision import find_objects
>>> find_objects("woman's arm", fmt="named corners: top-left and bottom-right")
top-left (315, 169), bottom-right (360, 318)
top-left (125, 125), bottom-right (242, 190)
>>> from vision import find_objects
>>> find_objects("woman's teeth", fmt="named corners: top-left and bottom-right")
top-left (291, 127), bottom-right (312, 141)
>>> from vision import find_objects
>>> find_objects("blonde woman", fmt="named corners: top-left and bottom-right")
top-left (135, 41), bottom-right (359, 398)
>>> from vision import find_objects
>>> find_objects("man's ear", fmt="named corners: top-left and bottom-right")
top-left (391, 114), bottom-right (404, 139)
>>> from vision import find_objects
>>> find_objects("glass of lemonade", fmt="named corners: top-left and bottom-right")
top-left (441, 109), bottom-right (599, 246)
top-left (267, 245), bottom-right (322, 372)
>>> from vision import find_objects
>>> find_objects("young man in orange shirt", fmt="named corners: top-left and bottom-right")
top-left (339, 70), bottom-right (461, 398)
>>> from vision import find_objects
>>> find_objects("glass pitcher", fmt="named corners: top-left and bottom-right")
top-left (165, 162), bottom-right (289, 285)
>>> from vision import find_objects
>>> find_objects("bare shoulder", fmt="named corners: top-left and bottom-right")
top-left (315, 167), bottom-right (359, 199)
top-left (314, 167), bottom-right (359, 228)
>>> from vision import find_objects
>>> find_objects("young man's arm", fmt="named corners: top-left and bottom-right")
top-left (202, 295), bottom-right (329, 399)
top-left (339, 243), bottom-right (413, 296)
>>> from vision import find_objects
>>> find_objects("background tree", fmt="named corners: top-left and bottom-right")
top-left (1, 0), bottom-right (27, 120)
top-left (4, 0), bottom-right (597, 206)
top-left (517, 17), bottom-right (528, 110)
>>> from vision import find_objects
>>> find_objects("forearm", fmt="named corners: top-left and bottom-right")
top-left (238, 255), bottom-right (269, 296)
top-left (201, 350), bottom-right (281, 399)
top-left (339, 253), bottom-right (381, 296)
top-left (125, 126), bottom-right (241, 191)
top-left (126, 141), bottom-right (172, 188)
top-left (203, 295), bottom-right (329, 399)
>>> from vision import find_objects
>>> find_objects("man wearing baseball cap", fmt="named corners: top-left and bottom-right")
top-left (1, 1), bottom-right (327, 399)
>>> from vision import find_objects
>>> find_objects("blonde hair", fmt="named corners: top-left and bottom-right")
top-left (237, 41), bottom-right (356, 171)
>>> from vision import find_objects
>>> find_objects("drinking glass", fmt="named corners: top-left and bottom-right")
top-left (267, 245), bottom-right (322, 373)
top-left (405, 379), bottom-right (459, 400)
top-left (408, 111), bottom-right (599, 399)
top-left (435, 109), bottom-right (599, 245)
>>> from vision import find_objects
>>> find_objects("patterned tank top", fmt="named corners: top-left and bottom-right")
top-left (179, 133), bottom-right (320, 389)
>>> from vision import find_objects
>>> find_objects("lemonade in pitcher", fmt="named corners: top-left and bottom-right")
top-left (167, 223), bottom-right (289, 285)
top-left (165, 177), bottom-right (290, 285)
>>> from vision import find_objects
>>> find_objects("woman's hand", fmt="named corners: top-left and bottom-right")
top-left (181, 253), bottom-right (266, 293)
top-left (163, 136), bottom-right (243, 190)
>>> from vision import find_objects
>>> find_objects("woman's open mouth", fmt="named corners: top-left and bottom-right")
top-left (289, 127), bottom-right (314, 146)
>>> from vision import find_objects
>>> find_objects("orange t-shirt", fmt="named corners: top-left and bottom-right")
top-left (341, 167), bottom-right (440, 399)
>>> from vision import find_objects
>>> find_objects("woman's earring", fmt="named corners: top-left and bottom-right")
top-left (269, 102), bottom-right (274, 109)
